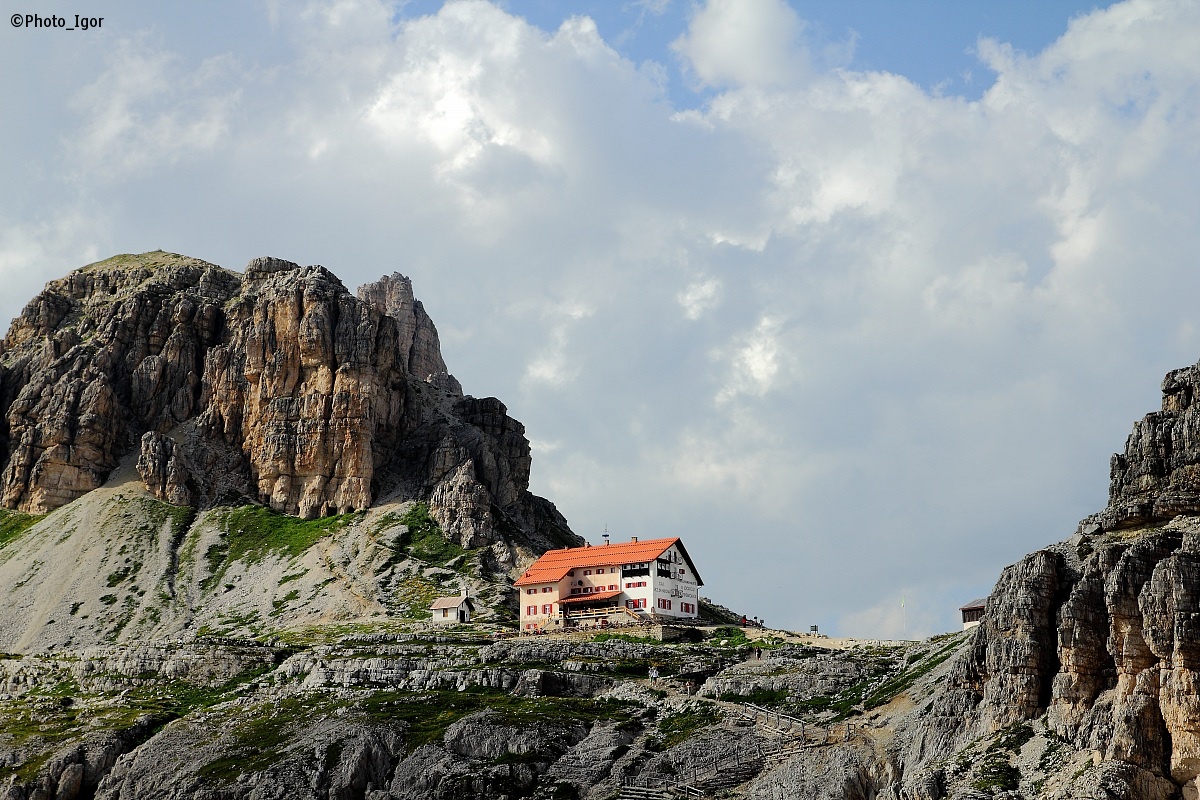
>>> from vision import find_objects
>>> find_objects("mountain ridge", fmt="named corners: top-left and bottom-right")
top-left (0, 251), bottom-right (578, 557)
top-left (10, 252), bottom-right (1200, 798)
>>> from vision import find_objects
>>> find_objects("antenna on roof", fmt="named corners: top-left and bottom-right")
top-left (603, 524), bottom-right (610, 546)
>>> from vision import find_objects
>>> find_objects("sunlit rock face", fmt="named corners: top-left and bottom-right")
top-left (0, 251), bottom-right (577, 552)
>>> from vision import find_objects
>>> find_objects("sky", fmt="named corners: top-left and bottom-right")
top-left (4, 0), bottom-right (1200, 638)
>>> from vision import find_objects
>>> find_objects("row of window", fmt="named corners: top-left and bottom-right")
top-left (657, 599), bottom-right (694, 612)
top-left (569, 584), bottom-right (618, 595)
top-left (524, 597), bottom-right (695, 616)
top-left (529, 574), bottom-right (686, 597)
top-left (567, 567), bottom-right (621, 576)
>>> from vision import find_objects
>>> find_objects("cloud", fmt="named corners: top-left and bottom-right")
top-left (5, 0), bottom-right (1200, 638)
top-left (68, 37), bottom-right (240, 177)
top-left (678, 278), bottom-right (721, 319)
top-left (671, 0), bottom-right (808, 88)
top-left (839, 591), bottom-right (944, 642)
top-left (715, 316), bottom-right (783, 404)
top-left (0, 213), bottom-right (110, 325)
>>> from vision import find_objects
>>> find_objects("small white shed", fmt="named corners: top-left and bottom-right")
top-left (430, 593), bottom-right (475, 624)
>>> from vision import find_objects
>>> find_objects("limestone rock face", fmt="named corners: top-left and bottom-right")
top-left (0, 251), bottom-right (579, 553)
top-left (900, 360), bottom-right (1200, 797)
top-left (136, 432), bottom-right (194, 507)
top-left (1102, 364), bottom-right (1200, 530)
top-left (356, 272), bottom-right (463, 396)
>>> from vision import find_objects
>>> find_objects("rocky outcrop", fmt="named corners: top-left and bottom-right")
top-left (356, 273), bottom-right (462, 396)
top-left (699, 652), bottom-right (866, 701)
top-left (895, 359), bottom-right (1200, 798)
top-left (136, 431), bottom-right (195, 506)
top-left (92, 717), bottom-right (407, 800)
top-left (0, 251), bottom-right (579, 554)
top-left (1100, 363), bottom-right (1200, 531)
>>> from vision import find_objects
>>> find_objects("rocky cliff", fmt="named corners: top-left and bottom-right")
top-left (884, 362), bottom-right (1200, 800)
top-left (16, 257), bottom-right (1200, 799)
top-left (0, 251), bottom-right (577, 555)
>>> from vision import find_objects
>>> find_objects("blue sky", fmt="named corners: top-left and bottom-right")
top-left (401, 1), bottom-right (1112, 100)
top-left (2, 0), bottom-right (1198, 638)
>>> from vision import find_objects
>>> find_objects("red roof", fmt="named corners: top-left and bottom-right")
top-left (515, 537), bottom-right (703, 586)
top-left (559, 589), bottom-right (623, 605)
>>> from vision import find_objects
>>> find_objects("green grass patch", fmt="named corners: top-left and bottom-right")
top-left (198, 696), bottom-right (316, 782)
top-left (790, 695), bottom-right (834, 713)
top-left (80, 251), bottom-right (215, 275)
top-left (650, 703), bottom-right (722, 750)
top-left (398, 503), bottom-right (467, 566)
top-left (963, 723), bottom-right (1034, 793)
top-left (391, 572), bottom-right (445, 618)
top-left (0, 509), bottom-right (44, 550)
top-left (270, 589), bottom-right (301, 618)
top-left (200, 506), bottom-right (361, 589)
top-left (220, 506), bottom-right (360, 563)
top-left (859, 635), bottom-right (965, 711)
top-left (972, 754), bottom-right (1021, 792)
top-left (989, 722), bottom-right (1035, 754)
top-left (706, 626), bottom-right (766, 649)
top-left (106, 561), bottom-right (140, 587)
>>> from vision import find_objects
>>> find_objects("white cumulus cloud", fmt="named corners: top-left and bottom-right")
top-left (4, 0), bottom-right (1200, 637)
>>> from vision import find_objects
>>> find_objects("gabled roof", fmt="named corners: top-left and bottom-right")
top-left (959, 598), bottom-right (987, 611)
top-left (515, 537), bottom-right (703, 586)
top-left (430, 596), bottom-right (473, 610)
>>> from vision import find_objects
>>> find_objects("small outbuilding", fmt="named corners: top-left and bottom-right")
top-left (960, 598), bottom-right (986, 630)
top-left (430, 592), bottom-right (475, 624)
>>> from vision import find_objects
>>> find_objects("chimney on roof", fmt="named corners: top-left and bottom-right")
top-left (631, 536), bottom-right (638, 543)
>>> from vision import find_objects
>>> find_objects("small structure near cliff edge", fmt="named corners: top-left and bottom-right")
top-left (959, 598), bottom-right (986, 629)
top-left (430, 590), bottom-right (475, 625)
top-left (515, 536), bottom-right (703, 632)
